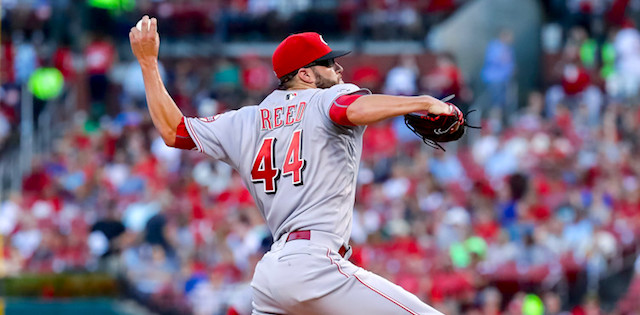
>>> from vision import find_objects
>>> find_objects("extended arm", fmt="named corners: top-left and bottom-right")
top-left (129, 15), bottom-right (183, 147)
top-left (345, 94), bottom-right (452, 126)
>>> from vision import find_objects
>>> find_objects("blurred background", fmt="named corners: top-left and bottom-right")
top-left (1, 0), bottom-right (640, 314)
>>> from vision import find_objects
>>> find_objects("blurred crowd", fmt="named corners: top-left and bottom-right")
top-left (0, 0), bottom-right (470, 42)
top-left (2, 0), bottom-right (640, 315)
top-left (0, 0), bottom-right (468, 151)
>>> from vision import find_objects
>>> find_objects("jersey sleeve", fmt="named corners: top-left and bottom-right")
top-left (174, 118), bottom-right (197, 150)
top-left (318, 83), bottom-right (371, 127)
top-left (183, 110), bottom-right (244, 163)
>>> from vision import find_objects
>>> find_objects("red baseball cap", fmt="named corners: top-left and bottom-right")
top-left (272, 32), bottom-right (350, 79)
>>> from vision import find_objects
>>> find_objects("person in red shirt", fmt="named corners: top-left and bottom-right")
top-left (53, 36), bottom-right (76, 84)
top-left (239, 54), bottom-right (274, 97)
top-left (84, 31), bottom-right (116, 119)
top-left (561, 63), bottom-right (591, 96)
top-left (422, 53), bottom-right (471, 104)
top-left (473, 208), bottom-right (500, 243)
top-left (350, 59), bottom-right (383, 92)
top-left (1, 29), bottom-right (15, 84)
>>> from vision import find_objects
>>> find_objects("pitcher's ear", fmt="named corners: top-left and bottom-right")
top-left (298, 68), bottom-right (315, 85)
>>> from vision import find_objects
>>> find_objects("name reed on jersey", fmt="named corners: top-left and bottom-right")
top-left (260, 101), bottom-right (307, 130)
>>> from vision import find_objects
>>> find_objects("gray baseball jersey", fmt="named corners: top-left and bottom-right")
top-left (184, 83), bottom-right (369, 243)
top-left (184, 83), bottom-right (444, 315)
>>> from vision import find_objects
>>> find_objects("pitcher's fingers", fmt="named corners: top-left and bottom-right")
top-left (141, 15), bottom-right (150, 33)
top-left (130, 25), bottom-right (141, 37)
top-left (150, 17), bottom-right (158, 34)
top-left (129, 29), bottom-right (138, 42)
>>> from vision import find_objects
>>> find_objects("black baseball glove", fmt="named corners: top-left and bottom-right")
top-left (404, 100), bottom-right (478, 150)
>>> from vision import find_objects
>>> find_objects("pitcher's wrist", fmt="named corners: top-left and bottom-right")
top-left (138, 58), bottom-right (158, 69)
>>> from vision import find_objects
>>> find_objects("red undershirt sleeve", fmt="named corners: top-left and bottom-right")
top-left (174, 117), bottom-right (196, 150)
top-left (329, 94), bottom-right (363, 126)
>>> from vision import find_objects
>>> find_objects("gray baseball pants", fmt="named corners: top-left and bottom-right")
top-left (250, 231), bottom-right (444, 315)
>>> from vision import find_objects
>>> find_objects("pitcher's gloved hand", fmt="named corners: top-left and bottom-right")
top-left (404, 101), bottom-right (477, 150)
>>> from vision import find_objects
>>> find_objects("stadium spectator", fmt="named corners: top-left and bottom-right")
top-left (612, 20), bottom-right (640, 98)
top-left (13, 31), bottom-right (38, 86)
top-left (348, 57), bottom-right (384, 92)
top-left (52, 36), bottom-right (77, 84)
top-left (545, 42), bottom-right (603, 126)
top-left (84, 31), bottom-right (117, 119)
top-left (383, 54), bottom-right (420, 96)
top-left (239, 53), bottom-right (274, 97)
top-left (481, 29), bottom-right (516, 114)
top-left (422, 52), bottom-right (471, 103)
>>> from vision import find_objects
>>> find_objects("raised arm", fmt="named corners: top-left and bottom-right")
top-left (345, 94), bottom-right (452, 126)
top-left (129, 15), bottom-right (183, 147)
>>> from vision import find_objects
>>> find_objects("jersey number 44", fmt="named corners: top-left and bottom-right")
top-left (251, 130), bottom-right (307, 194)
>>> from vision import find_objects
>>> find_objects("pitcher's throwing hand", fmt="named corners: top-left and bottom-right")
top-left (129, 15), bottom-right (159, 64)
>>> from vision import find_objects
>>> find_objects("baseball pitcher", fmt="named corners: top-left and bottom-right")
top-left (129, 15), bottom-right (462, 314)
